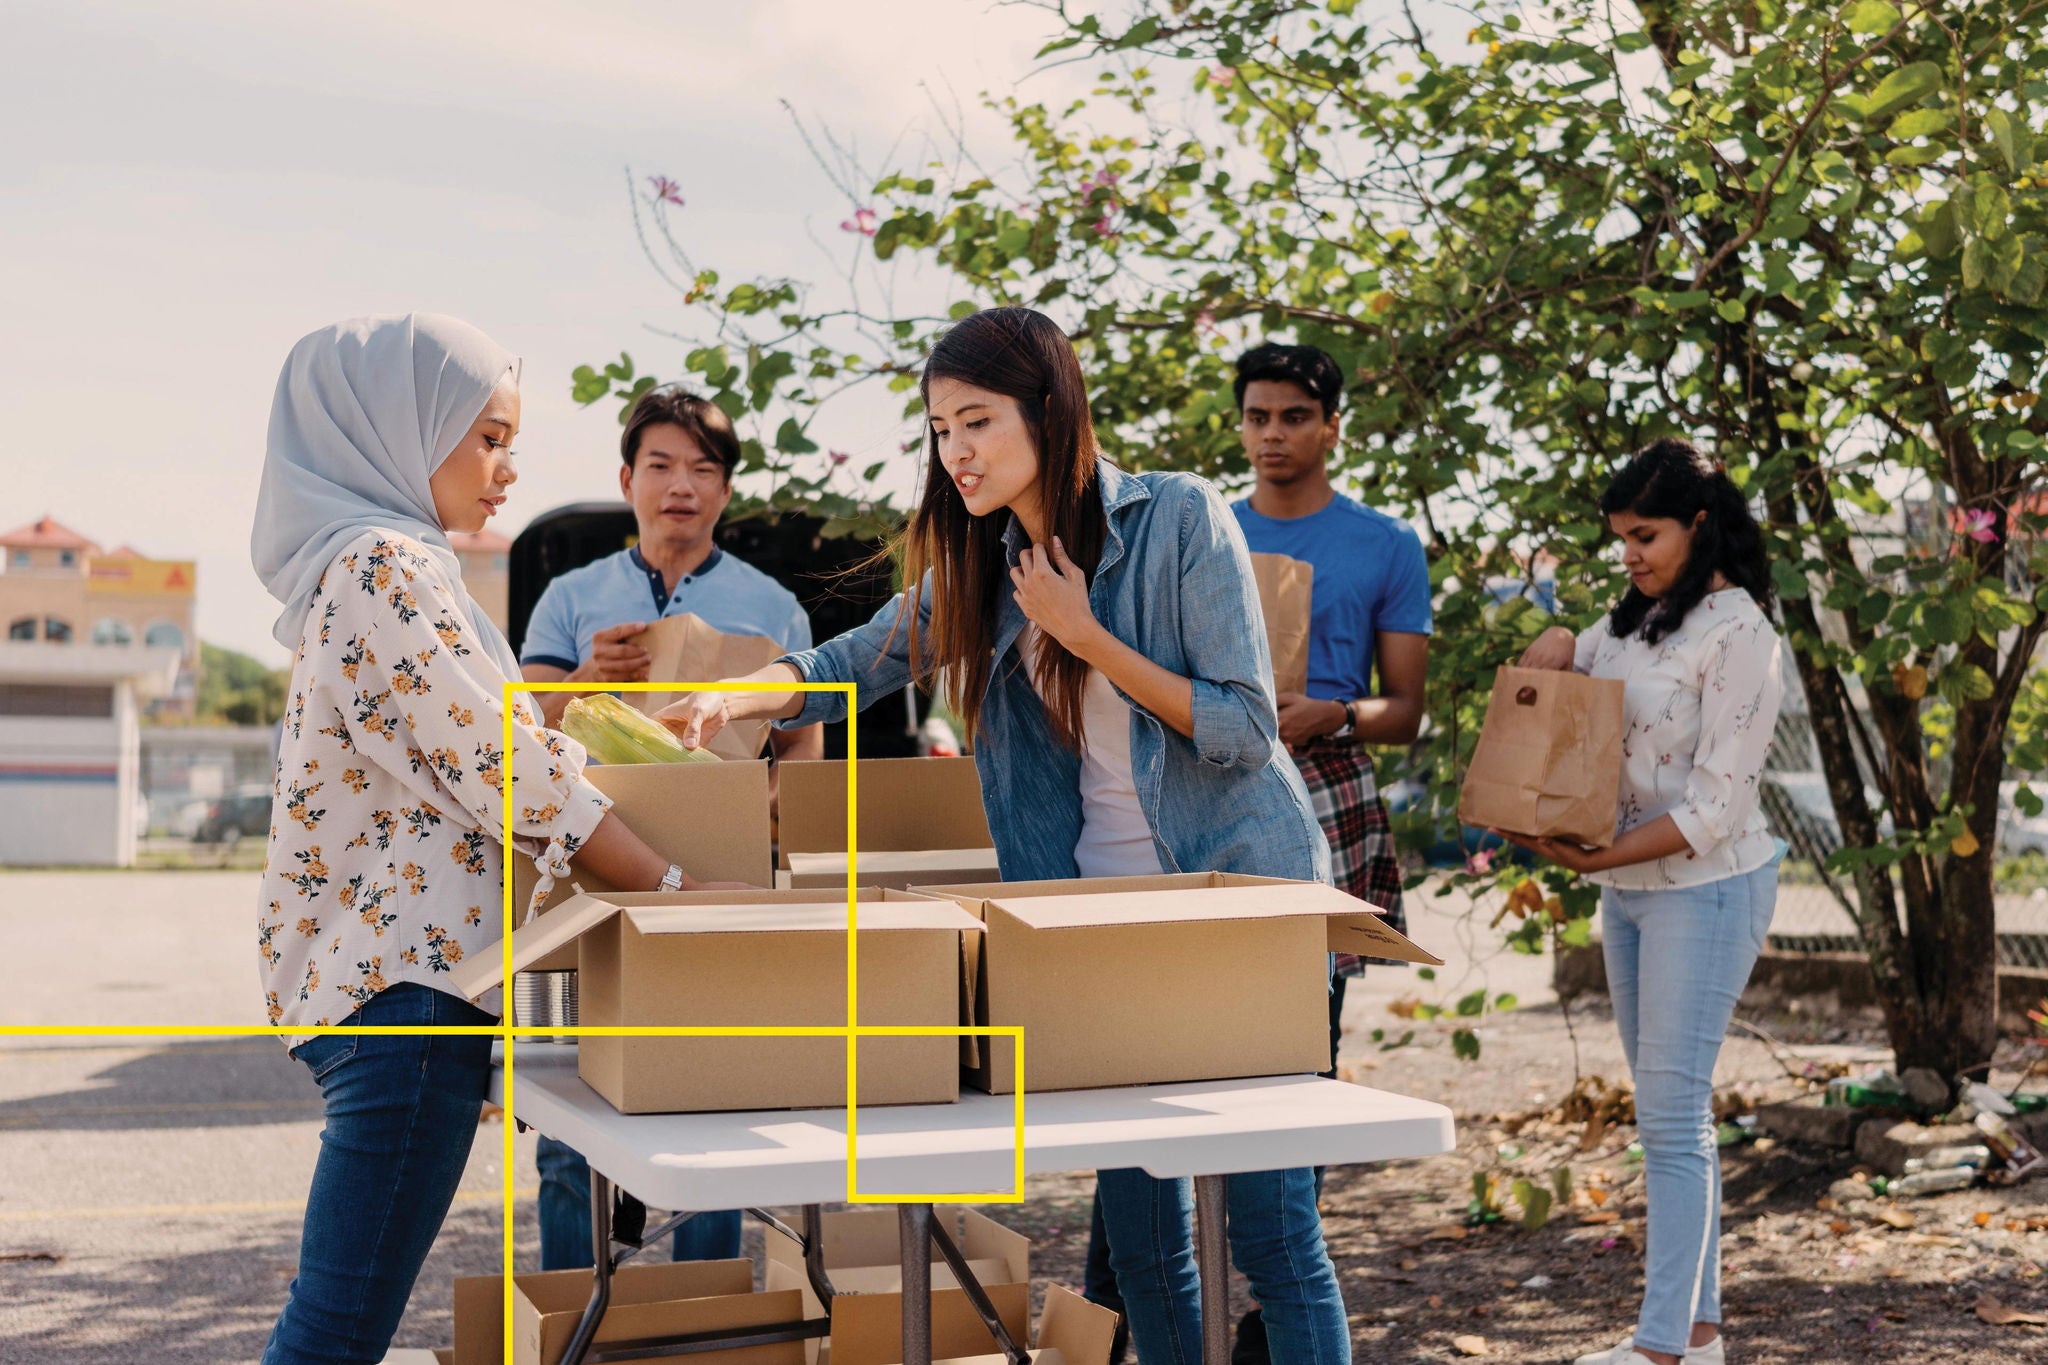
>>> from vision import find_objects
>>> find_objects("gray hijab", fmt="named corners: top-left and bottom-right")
top-left (252, 312), bottom-right (522, 675)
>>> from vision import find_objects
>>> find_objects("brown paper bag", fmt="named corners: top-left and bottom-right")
top-left (1249, 552), bottom-right (1314, 695)
top-left (1456, 665), bottom-right (1625, 847)
top-left (624, 613), bottom-right (786, 761)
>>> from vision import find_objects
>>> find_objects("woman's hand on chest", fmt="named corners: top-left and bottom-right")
top-left (1010, 539), bottom-right (1108, 656)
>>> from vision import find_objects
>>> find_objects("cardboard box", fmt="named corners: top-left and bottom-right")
top-left (514, 758), bottom-right (773, 973)
top-left (783, 848), bottom-right (1004, 894)
top-left (624, 613), bottom-right (788, 761)
top-left (452, 888), bottom-right (980, 1113)
top-left (777, 758), bottom-right (997, 889)
top-left (913, 872), bottom-right (1442, 1094)
top-left (453, 1260), bottom-right (805, 1365)
top-left (930, 1285), bottom-right (1120, 1365)
top-left (763, 1206), bottom-right (1030, 1365)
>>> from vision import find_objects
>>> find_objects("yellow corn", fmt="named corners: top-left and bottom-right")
top-left (561, 694), bottom-right (720, 765)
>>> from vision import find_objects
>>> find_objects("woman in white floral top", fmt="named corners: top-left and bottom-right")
top-left (1505, 439), bottom-right (1784, 1365)
top-left (250, 314), bottom-right (718, 1365)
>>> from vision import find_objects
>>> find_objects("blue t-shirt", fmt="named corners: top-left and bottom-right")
top-left (520, 545), bottom-right (813, 670)
top-left (1231, 492), bottom-right (1433, 700)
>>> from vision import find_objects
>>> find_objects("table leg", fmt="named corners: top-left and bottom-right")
top-left (1195, 1174), bottom-right (1229, 1365)
top-left (561, 1168), bottom-right (617, 1365)
top-left (899, 1203), bottom-right (933, 1365)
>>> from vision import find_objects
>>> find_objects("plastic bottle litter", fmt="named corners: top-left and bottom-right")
top-left (1889, 1165), bottom-right (1980, 1196)
top-left (1975, 1111), bottom-right (2047, 1185)
top-left (1901, 1145), bottom-right (1991, 1173)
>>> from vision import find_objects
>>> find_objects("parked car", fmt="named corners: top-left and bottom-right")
top-left (194, 786), bottom-right (273, 847)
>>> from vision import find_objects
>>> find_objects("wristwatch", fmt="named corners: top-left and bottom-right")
top-left (1329, 699), bottom-right (1357, 741)
top-left (658, 863), bottom-right (685, 893)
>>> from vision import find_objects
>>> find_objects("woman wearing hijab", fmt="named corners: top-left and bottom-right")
top-left (251, 313), bottom-right (715, 1364)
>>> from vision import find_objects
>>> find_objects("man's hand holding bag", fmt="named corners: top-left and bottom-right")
top-left (1456, 665), bottom-right (1625, 848)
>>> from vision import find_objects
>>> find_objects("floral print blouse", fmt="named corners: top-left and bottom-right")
top-left (259, 532), bottom-right (611, 1036)
top-left (1573, 589), bottom-right (1784, 890)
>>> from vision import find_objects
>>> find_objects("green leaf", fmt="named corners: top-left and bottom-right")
top-left (1942, 662), bottom-right (1995, 702)
top-left (1986, 108), bottom-right (2021, 175)
top-left (773, 417), bottom-right (819, 455)
top-left (2018, 785), bottom-right (2045, 819)
top-left (1512, 1178), bottom-right (1553, 1231)
top-left (1860, 62), bottom-right (1943, 123)
top-left (1964, 237), bottom-right (1991, 290)
top-left (1846, 0), bottom-right (1900, 34)
top-left (1416, 966), bottom-right (1436, 981)
top-left (1772, 558), bottom-right (1811, 600)
top-left (1888, 110), bottom-right (1951, 143)
top-left (1977, 184), bottom-right (2012, 241)
top-left (1451, 1027), bottom-right (1482, 1062)
top-left (1716, 299), bottom-right (1747, 322)
top-left (1921, 200), bottom-right (1960, 259)
top-left (1455, 988), bottom-right (1488, 1017)
top-left (1494, 992), bottom-right (1520, 1012)
top-left (570, 365), bottom-right (610, 405)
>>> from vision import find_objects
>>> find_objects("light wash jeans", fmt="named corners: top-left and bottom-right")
top-left (1095, 1166), bottom-right (1349, 1365)
top-left (1601, 857), bottom-right (1779, 1358)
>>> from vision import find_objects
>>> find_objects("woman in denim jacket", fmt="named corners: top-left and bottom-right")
top-left (661, 306), bottom-right (1349, 1365)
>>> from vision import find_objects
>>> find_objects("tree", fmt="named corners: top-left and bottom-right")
top-left (192, 641), bottom-right (288, 727)
top-left (580, 0), bottom-right (2048, 1095)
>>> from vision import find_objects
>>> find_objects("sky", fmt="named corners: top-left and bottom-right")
top-left (2, 0), bottom-right (1085, 664)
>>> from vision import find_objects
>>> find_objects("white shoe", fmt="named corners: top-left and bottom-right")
top-left (1572, 1334), bottom-right (1724, 1365)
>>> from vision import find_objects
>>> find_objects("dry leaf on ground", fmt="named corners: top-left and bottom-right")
top-left (1975, 1294), bottom-right (2048, 1326)
top-left (1452, 1335), bottom-right (1489, 1357)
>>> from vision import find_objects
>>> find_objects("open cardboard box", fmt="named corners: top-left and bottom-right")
top-left (764, 1206), bottom-right (1029, 1365)
top-left (912, 872), bottom-right (1442, 1094)
top-left (776, 759), bottom-right (1000, 892)
top-left (826, 1284), bottom-right (1118, 1365)
top-left (512, 758), bottom-right (773, 973)
top-left (451, 888), bottom-right (980, 1113)
top-left (453, 1260), bottom-right (804, 1365)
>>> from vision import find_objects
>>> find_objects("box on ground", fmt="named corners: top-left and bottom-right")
top-left (914, 872), bottom-right (1442, 1094)
top-left (453, 1259), bottom-right (803, 1365)
top-left (764, 1206), bottom-right (1029, 1365)
top-left (453, 888), bottom-right (980, 1113)
top-left (777, 758), bottom-right (1000, 892)
top-left (854, 1286), bottom-right (1118, 1365)
top-left (513, 758), bottom-right (773, 972)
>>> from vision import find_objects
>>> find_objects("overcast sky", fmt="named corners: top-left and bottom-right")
top-left (3, 0), bottom-right (1088, 663)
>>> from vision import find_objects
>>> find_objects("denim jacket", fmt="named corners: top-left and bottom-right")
top-left (776, 460), bottom-right (1332, 885)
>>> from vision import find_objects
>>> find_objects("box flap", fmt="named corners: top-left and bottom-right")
top-left (779, 758), bottom-right (992, 864)
top-left (621, 901), bottom-right (984, 937)
top-left (788, 849), bottom-right (1001, 878)
top-left (979, 881), bottom-right (1377, 930)
top-left (1034, 1285), bottom-right (1119, 1365)
top-left (1326, 912), bottom-right (1443, 966)
top-left (447, 893), bottom-right (622, 1000)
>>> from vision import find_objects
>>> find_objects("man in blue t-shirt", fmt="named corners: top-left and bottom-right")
top-left (518, 385), bottom-right (821, 1272)
top-left (1233, 342), bottom-right (1432, 1362)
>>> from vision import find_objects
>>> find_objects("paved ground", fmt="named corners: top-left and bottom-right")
top-left (6, 869), bottom-right (2048, 1362)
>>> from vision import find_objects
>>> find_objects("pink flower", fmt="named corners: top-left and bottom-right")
top-left (1195, 310), bottom-right (1217, 335)
top-left (1080, 170), bottom-right (1120, 196)
top-left (1464, 848), bottom-right (1496, 875)
top-left (647, 175), bottom-right (685, 207)
top-left (840, 208), bottom-right (878, 236)
top-left (1094, 214), bottom-right (1119, 238)
top-left (1210, 64), bottom-right (1238, 88)
top-left (1963, 508), bottom-right (1999, 543)
top-left (828, 450), bottom-right (851, 467)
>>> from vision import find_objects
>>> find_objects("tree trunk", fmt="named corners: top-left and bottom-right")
top-left (1888, 855), bottom-right (2000, 1084)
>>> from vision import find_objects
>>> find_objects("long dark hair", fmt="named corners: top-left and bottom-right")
top-left (1601, 438), bottom-right (1772, 644)
top-left (898, 307), bottom-right (1107, 750)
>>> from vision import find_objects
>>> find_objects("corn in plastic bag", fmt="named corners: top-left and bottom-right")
top-left (561, 693), bottom-right (720, 765)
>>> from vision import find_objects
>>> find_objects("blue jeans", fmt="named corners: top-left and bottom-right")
top-left (536, 1136), bottom-right (743, 1270)
top-left (1095, 1167), bottom-right (1349, 1365)
top-left (1602, 859), bottom-right (1778, 1357)
top-left (263, 984), bottom-right (496, 1365)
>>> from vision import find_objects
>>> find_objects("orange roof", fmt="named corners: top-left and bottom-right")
top-left (102, 544), bottom-right (146, 559)
top-left (1, 516), bottom-right (99, 552)
top-left (449, 529), bottom-right (513, 553)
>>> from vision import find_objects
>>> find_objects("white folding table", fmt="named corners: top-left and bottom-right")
top-left (491, 1046), bottom-right (1453, 1365)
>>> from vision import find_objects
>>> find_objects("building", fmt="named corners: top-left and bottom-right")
top-left (449, 527), bottom-right (511, 632)
top-left (0, 639), bottom-right (179, 865)
top-left (0, 516), bottom-right (199, 717)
